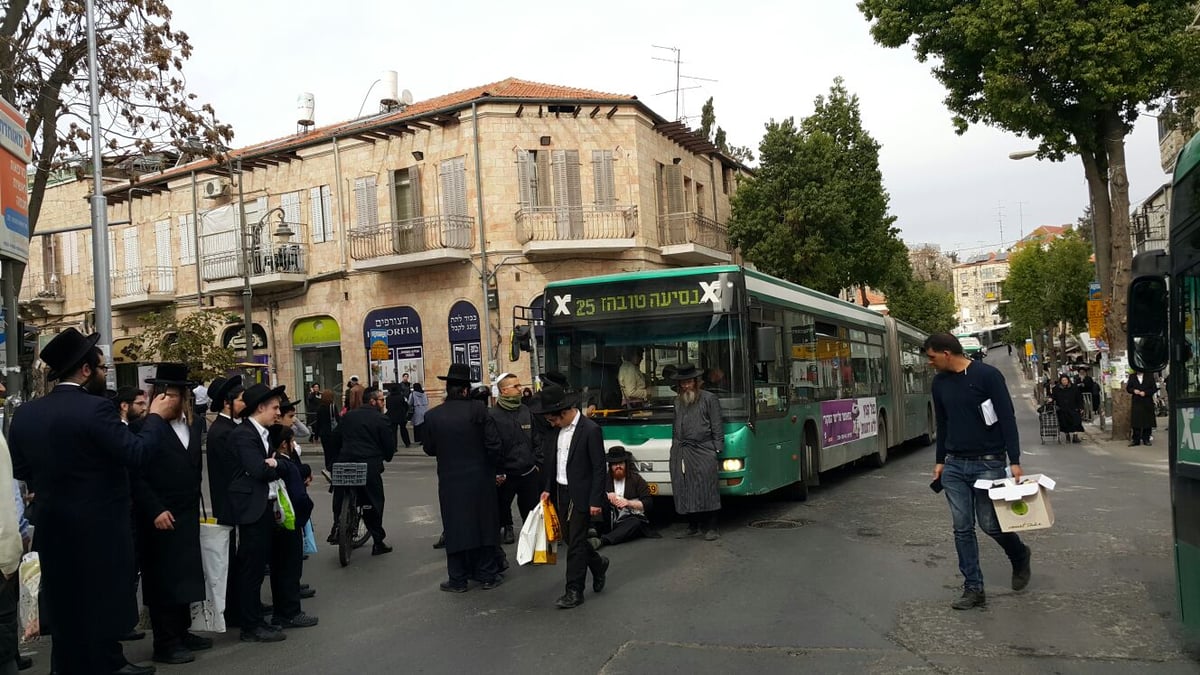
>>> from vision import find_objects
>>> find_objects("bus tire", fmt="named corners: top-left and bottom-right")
top-left (868, 416), bottom-right (889, 468)
top-left (781, 425), bottom-right (816, 501)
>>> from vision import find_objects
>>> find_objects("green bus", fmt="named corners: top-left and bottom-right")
top-left (1127, 130), bottom-right (1200, 632)
top-left (542, 265), bottom-right (935, 500)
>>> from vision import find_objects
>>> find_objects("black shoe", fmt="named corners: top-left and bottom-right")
top-left (592, 556), bottom-right (610, 593)
top-left (951, 590), bottom-right (987, 610)
top-left (1129, 441), bottom-right (1141, 447)
top-left (433, 534), bottom-right (446, 549)
top-left (114, 664), bottom-right (157, 675)
top-left (372, 542), bottom-right (394, 556)
top-left (1146, 440), bottom-right (1153, 446)
top-left (482, 575), bottom-right (505, 590)
top-left (502, 526), bottom-right (515, 545)
top-left (240, 626), bottom-right (287, 642)
top-left (183, 632), bottom-right (214, 651)
top-left (16, 654), bottom-right (32, 671)
top-left (152, 648), bottom-right (195, 665)
top-left (299, 587), bottom-right (316, 599)
top-left (555, 589), bottom-right (584, 609)
top-left (326, 527), bottom-right (338, 544)
top-left (118, 629), bottom-right (146, 641)
top-left (704, 529), bottom-right (721, 541)
top-left (260, 603), bottom-right (273, 615)
top-left (676, 527), bottom-right (701, 539)
top-left (1012, 545), bottom-right (1032, 591)
top-left (439, 581), bottom-right (468, 593)
top-left (272, 612), bottom-right (319, 629)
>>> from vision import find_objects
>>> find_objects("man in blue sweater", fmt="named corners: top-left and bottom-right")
top-left (926, 332), bottom-right (1032, 610)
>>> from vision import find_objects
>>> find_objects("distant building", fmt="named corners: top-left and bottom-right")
top-left (952, 251), bottom-right (1009, 332)
top-left (1012, 225), bottom-right (1069, 250)
top-left (1131, 183), bottom-right (1170, 254)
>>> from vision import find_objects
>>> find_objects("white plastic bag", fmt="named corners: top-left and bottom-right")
top-left (190, 521), bottom-right (233, 633)
top-left (516, 501), bottom-right (544, 566)
top-left (17, 552), bottom-right (39, 642)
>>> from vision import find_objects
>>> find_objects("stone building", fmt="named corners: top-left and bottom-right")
top-left (952, 251), bottom-right (1009, 332)
top-left (24, 78), bottom-right (745, 399)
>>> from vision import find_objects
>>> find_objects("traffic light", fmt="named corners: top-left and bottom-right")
top-left (510, 325), bottom-right (532, 362)
top-left (18, 322), bottom-right (37, 364)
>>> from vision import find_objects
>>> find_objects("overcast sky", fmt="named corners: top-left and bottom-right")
top-left (168, 0), bottom-right (1169, 257)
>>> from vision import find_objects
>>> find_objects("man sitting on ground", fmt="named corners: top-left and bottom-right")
top-left (589, 447), bottom-right (656, 550)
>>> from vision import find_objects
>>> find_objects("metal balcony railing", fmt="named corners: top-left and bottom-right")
top-left (657, 212), bottom-right (729, 250)
top-left (515, 205), bottom-right (637, 243)
top-left (18, 273), bottom-right (62, 303)
top-left (85, 266), bottom-right (176, 299)
top-left (348, 215), bottom-right (475, 260)
top-left (201, 242), bottom-right (308, 282)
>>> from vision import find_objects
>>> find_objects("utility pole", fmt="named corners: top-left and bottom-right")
top-left (86, 0), bottom-right (115, 389)
top-left (996, 202), bottom-right (1006, 249)
top-left (1016, 201), bottom-right (1027, 241)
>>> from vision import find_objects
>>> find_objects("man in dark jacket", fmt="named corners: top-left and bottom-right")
top-left (423, 364), bottom-right (504, 592)
top-left (535, 384), bottom-right (609, 609)
top-left (206, 376), bottom-right (244, 526)
top-left (591, 446), bottom-right (655, 549)
top-left (338, 386), bottom-right (397, 554)
top-left (491, 372), bottom-right (541, 544)
top-left (384, 384), bottom-right (411, 448)
top-left (9, 328), bottom-right (171, 675)
top-left (130, 364), bottom-right (212, 665)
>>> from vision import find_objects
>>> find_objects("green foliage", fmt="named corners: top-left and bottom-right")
top-left (728, 78), bottom-right (908, 297)
top-left (887, 281), bottom-right (957, 334)
top-left (128, 309), bottom-right (240, 384)
top-left (697, 96), bottom-right (754, 163)
top-left (1001, 232), bottom-right (1094, 344)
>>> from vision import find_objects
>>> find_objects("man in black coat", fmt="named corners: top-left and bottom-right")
top-left (204, 375), bottom-right (243, 629)
top-left (225, 383), bottom-right (287, 643)
top-left (534, 384), bottom-right (609, 609)
top-left (130, 364), bottom-right (212, 665)
top-left (491, 372), bottom-right (541, 544)
top-left (423, 364), bottom-right (503, 592)
top-left (384, 384), bottom-right (411, 448)
top-left (338, 386), bottom-right (397, 554)
top-left (9, 328), bottom-right (171, 675)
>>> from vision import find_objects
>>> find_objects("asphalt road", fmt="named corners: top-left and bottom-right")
top-left (23, 353), bottom-right (1200, 673)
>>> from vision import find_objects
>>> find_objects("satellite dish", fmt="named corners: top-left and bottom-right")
top-left (401, 89), bottom-right (414, 106)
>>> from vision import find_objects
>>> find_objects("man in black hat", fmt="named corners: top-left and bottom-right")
top-left (668, 364), bottom-right (724, 541)
top-left (130, 365), bottom-right (212, 665)
top-left (205, 375), bottom-right (244, 628)
top-left (337, 386), bottom-right (396, 555)
top-left (9, 328), bottom-right (172, 675)
top-left (590, 447), bottom-right (655, 550)
top-left (534, 384), bottom-right (609, 609)
top-left (225, 383), bottom-right (288, 643)
top-left (422, 364), bottom-right (504, 592)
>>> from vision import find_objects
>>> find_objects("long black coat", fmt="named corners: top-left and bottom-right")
top-left (206, 414), bottom-right (239, 524)
top-left (1051, 383), bottom-right (1085, 433)
top-left (422, 398), bottom-right (502, 554)
top-left (226, 421), bottom-right (280, 525)
top-left (1127, 372), bottom-right (1159, 429)
top-left (541, 413), bottom-right (606, 514)
top-left (131, 421), bottom-right (205, 607)
top-left (8, 384), bottom-right (167, 640)
top-left (338, 407), bottom-right (396, 513)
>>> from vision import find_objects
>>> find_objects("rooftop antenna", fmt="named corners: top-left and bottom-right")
top-left (651, 45), bottom-right (718, 122)
top-left (995, 202), bottom-right (1006, 249)
top-left (1015, 200), bottom-right (1027, 240)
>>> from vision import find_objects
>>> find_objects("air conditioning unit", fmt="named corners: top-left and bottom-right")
top-left (202, 178), bottom-right (230, 199)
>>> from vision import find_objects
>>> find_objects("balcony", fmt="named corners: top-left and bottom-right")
top-left (515, 206), bottom-right (637, 257)
top-left (86, 266), bottom-right (176, 310)
top-left (349, 215), bottom-right (474, 271)
top-left (18, 273), bottom-right (64, 315)
top-left (657, 212), bottom-right (732, 264)
top-left (201, 241), bottom-right (308, 293)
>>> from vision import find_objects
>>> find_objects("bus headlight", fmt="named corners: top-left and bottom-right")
top-left (721, 458), bottom-right (744, 472)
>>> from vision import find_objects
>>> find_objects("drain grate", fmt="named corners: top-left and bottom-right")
top-left (748, 518), bottom-right (810, 529)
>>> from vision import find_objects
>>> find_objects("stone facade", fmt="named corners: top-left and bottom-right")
top-left (952, 251), bottom-right (1009, 332)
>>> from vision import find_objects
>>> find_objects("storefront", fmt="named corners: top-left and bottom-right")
top-left (293, 316), bottom-right (342, 396)
top-left (363, 306), bottom-right (424, 387)
top-left (447, 300), bottom-right (482, 382)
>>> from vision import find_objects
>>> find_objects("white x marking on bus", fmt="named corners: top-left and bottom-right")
top-left (553, 294), bottom-right (572, 316)
top-left (698, 281), bottom-right (721, 304)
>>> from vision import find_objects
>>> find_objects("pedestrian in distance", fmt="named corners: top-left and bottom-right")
top-left (8, 327), bottom-right (172, 675)
top-left (668, 364), bottom-right (724, 541)
top-left (336, 386), bottom-right (396, 555)
top-left (1050, 375), bottom-right (1085, 443)
top-left (1126, 370), bottom-right (1158, 446)
top-left (385, 383), bottom-right (412, 448)
top-left (534, 384), bottom-right (609, 609)
top-left (305, 383), bottom-right (322, 441)
top-left (409, 383), bottom-right (429, 444)
top-left (925, 332), bottom-right (1032, 610)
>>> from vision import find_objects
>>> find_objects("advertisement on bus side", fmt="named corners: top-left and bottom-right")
top-left (820, 397), bottom-right (878, 448)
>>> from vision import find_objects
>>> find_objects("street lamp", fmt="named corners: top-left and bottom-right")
top-left (240, 206), bottom-right (294, 364)
top-left (1009, 149), bottom-right (1038, 160)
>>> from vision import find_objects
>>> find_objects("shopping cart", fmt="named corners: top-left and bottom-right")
top-left (1037, 401), bottom-right (1062, 444)
top-left (1081, 392), bottom-right (1094, 423)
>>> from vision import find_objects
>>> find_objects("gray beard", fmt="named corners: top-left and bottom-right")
top-left (677, 389), bottom-right (699, 407)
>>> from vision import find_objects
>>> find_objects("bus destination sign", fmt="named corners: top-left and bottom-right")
top-left (548, 272), bottom-right (741, 321)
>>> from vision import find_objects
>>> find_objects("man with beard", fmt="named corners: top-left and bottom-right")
top-left (423, 364), bottom-right (504, 592)
top-left (130, 364), bottom-right (212, 665)
top-left (338, 386), bottom-right (396, 555)
top-left (589, 447), bottom-right (655, 550)
top-left (667, 364), bottom-right (724, 541)
top-left (116, 387), bottom-right (148, 429)
top-left (9, 328), bottom-right (171, 674)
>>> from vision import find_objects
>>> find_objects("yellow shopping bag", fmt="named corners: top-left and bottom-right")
top-left (542, 496), bottom-right (563, 543)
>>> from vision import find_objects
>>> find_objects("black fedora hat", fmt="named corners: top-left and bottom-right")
top-left (437, 363), bottom-right (473, 383)
top-left (528, 383), bottom-right (579, 415)
top-left (670, 363), bottom-right (703, 381)
top-left (538, 371), bottom-right (571, 390)
top-left (40, 327), bottom-right (101, 381)
top-left (239, 382), bottom-right (287, 418)
top-left (606, 446), bottom-right (632, 464)
top-left (208, 374), bottom-right (244, 413)
top-left (145, 363), bottom-right (197, 388)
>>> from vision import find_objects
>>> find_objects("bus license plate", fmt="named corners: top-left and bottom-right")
top-left (647, 483), bottom-right (659, 495)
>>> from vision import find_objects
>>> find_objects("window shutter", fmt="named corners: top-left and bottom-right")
top-left (663, 164), bottom-right (686, 214)
top-left (63, 232), bottom-right (80, 274)
top-left (439, 157), bottom-right (468, 217)
top-left (310, 186), bottom-right (331, 242)
top-left (42, 237), bottom-right (55, 278)
top-left (408, 166), bottom-right (422, 217)
top-left (155, 220), bottom-right (171, 267)
top-left (123, 227), bottom-right (139, 270)
top-left (535, 151), bottom-right (551, 208)
top-left (354, 176), bottom-right (379, 229)
top-left (178, 215), bottom-right (196, 264)
top-left (516, 150), bottom-right (536, 209)
top-left (281, 191), bottom-right (301, 241)
top-left (592, 150), bottom-right (615, 209)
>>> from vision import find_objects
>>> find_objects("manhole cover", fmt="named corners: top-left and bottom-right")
top-left (748, 519), bottom-right (809, 529)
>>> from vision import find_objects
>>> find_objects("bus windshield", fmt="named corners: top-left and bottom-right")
top-left (544, 313), bottom-right (747, 422)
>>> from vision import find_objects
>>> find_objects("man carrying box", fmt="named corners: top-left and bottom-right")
top-left (925, 332), bottom-right (1033, 610)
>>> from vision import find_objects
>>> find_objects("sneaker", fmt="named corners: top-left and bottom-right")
top-left (1012, 545), bottom-right (1032, 591)
top-left (951, 590), bottom-right (986, 610)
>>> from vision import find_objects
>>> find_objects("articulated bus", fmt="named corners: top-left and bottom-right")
top-left (542, 265), bottom-right (935, 500)
top-left (1128, 131), bottom-right (1200, 632)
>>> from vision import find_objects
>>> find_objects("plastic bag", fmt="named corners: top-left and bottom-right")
top-left (18, 552), bottom-right (39, 642)
top-left (272, 480), bottom-right (296, 531)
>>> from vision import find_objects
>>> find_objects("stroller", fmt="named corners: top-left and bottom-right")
top-left (1036, 400), bottom-right (1062, 444)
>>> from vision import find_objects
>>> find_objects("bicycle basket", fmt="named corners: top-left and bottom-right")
top-left (331, 462), bottom-right (369, 486)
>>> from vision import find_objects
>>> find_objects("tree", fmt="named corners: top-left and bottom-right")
top-left (857, 0), bottom-right (1200, 438)
top-left (0, 0), bottom-right (233, 239)
top-left (127, 309), bottom-right (239, 383)
top-left (887, 280), bottom-right (957, 334)
top-left (729, 78), bottom-right (910, 298)
top-left (697, 96), bottom-right (755, 164)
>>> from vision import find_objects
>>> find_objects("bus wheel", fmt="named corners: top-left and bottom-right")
top-left (868, 417), bottom-right (889, 468)
top-left (781, 427), bottom-right (815, 501)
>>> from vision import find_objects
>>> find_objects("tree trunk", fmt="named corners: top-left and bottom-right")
top-left (1103, 112), bottom-right (1133, 442)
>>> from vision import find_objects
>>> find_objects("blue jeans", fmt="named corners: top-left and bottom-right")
top-left (942, 456), bottom-right (1027, 592)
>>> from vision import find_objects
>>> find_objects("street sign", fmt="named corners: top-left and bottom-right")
top-left (368, 329), bottom-right (388, 361)
top-left (0, 97), bottom-right (30, 263)
top-left (1087, 300), bottom-right (1105, 338)
top-left (1025, 339), bottom-right (1034, 357)
top-left (1088, 281), bottom-right (1102, 300)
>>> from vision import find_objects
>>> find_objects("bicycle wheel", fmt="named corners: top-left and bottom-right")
top-left (338, 493), bottom-right (355, 567)
top-left (352, 505), bottom-right (371, 549)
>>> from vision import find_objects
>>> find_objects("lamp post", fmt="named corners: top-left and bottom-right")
top-left (241, 206), bottom-right (294, 364)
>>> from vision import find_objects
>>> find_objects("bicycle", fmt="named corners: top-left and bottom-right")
top-left (331, 462), bottom-right (372, 567)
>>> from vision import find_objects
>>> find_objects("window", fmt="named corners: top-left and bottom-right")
top-left (122, 227), bottom-right (139, 270)
top-left (280, 191), bottom-right (301, 241)
top-left (178, 214), bottom-right (196, 264)
top-left (551, 149), bottom-right (583, 236)
top-left (390, 167), bottom-right (422, 222)
top-left (310, 185), bottom-right (332, 243)
top-left (657, 163), bottom-right (685, 216)
top-left (696, 182), bottom-right (706, 216)
top-left (516, 150), bottom-right (552, 209)
top-left (61, 231), bottom-right (80, 274)
top-left (439, 156), bottom-right (468, 217)
top-left (155, 220), bottom-right (171, 268)
top-left (592, 150), bottom-right (616, 209)
top-left (353, 176), bottom-right (379, 229)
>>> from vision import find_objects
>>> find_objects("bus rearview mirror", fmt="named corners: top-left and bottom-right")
top-left (1126, 275), bottom-right (1169, 373)
top-left (754, 326), bottom-right (778, 363)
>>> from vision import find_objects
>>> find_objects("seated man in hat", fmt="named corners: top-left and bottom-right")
top-left (589, 446), bottom-right (655, 550)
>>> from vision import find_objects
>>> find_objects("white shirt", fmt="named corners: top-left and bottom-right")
top-left (169, 418), bottom-right (190, 448)
top-left (192, 384), bottom-right (210, 407)
top-left (555, 412), bottom-right (579, 486)
top-left (218, 413), bottom-right (240, 424)
top-left (614, 477), bottom-right (625, 497)
top-left (248, 417), bottom-right (276, 499)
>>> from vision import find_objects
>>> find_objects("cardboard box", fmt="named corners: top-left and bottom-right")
top-left (973, 474), bottom-right (1057, 532)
